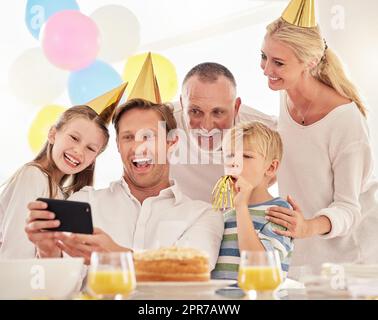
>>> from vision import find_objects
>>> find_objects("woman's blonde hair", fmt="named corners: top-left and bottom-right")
top-left (26, 105), bottom-right (110, 198)
top-left (230, 121), bottom-right (283, 162)
top-left (266, 18), bottom-right (366, 117)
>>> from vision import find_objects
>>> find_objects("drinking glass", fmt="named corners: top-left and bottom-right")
top-left (87, 252), bottom-right (136, 300)
top-left (238, 250), bottom-right (283, 300)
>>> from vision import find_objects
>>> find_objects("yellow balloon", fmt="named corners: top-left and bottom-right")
top-left (122, 52), bottom-right (178, 102)
top-left (28, 105), bottom-right (66, 154)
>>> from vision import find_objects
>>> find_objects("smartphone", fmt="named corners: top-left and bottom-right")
top-left (36, 198), bottom-right (94, 234)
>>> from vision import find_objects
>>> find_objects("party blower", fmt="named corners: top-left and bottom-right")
top-left (211, 175), bottom-right (235, 212)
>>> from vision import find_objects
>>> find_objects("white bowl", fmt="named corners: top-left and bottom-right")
top-left (0, 258), bottom-right (84, 300)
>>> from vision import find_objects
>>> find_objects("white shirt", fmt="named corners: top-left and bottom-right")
top-left (0, 165), bottom-right (64, 259)
top-left (169, 101), bottom-right (277, 203)
top-left (68, 179), bottom-right (224, 270)
top-left (278, 98), bottom-right (378, 271)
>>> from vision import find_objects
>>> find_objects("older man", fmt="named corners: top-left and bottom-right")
top-left (169, 62), bottom-right (276, 202)
top-left (25, 99), bottom-right (224, 269)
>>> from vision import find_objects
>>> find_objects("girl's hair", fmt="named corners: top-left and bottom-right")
top-left (266, 18), bottom-right (366, 117)
top-left (28, 105), bottom-right (110, 197)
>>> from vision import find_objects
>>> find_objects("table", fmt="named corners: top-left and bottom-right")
top-left (128, 278), bottom-right (353, 300)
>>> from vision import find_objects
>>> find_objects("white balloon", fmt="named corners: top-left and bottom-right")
top-left (8, 47), bottom-right (67, 106)
top-left (91, 5), bottom-right (141, 63)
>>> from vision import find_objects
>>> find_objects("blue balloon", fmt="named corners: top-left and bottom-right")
top-left (25, 0), bottom-right (80, 39)
top-left (68, 60), bottom-right (123, 105)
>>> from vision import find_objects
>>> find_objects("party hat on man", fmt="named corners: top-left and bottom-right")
top-left (281, 0), bottom-right (316, 28)
top-left (127, 52), bottom-right (162, 103)
top-left (86, 82), bottom-right (128, 125)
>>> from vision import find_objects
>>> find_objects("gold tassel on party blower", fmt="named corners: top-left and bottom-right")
top-left (211, 176), bottom-right (235, 212)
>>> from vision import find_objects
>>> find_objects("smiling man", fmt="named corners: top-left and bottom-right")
top-left (25, 99), bottom-right (224, 269)
top-left (169, 62), bottom-right (277, 203)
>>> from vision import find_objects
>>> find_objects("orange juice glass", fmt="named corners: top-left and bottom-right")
top-left (238, 251), bottom-right (283, 299)
top-left (87, 252), bottom-right (136, 299)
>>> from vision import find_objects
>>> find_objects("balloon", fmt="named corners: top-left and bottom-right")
top-left (25, 0), bottom-right (79, 39)
top-left (41, 10), bottom-right (100, 71)
top-left (28, 104), bottom-right (66, 154)
top-left (68, 60), bottom-right (122, 105)
top-left (8, 47), bottom-right (67, 106)
top-left (123, 52), bottom-right (178, 102)
top-left (91, 5), bottom-right (140, 62)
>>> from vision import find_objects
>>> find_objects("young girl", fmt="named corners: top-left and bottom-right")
top-left (0, 105), bottom-right (110, 259)
top-left (212, 122), bottom-right (293, 280)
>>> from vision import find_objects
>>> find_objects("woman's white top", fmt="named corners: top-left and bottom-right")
top-left (0, 165), bottom-right (64, 259)
top-left (278, 97), bottom-right (378, 272)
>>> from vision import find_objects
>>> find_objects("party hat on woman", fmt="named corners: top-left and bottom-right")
top-left (281, 0), bottom-right (316, 28)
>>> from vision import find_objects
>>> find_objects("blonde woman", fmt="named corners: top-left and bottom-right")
top-left (261, 0), bottom-right (378, 272)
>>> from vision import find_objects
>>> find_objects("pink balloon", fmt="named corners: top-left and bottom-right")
top-left (41, 10), bottom-right (100, 71)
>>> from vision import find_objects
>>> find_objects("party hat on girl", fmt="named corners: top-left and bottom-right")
top-left (86, 82), bottom-right (128, 125)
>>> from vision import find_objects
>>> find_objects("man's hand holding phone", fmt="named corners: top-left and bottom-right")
top-left (25, 200), bottom-right (62, 258)
top-left (25, 199), bottom-right (131, 264)
top-left (54, 228), bottom-right (131, 264)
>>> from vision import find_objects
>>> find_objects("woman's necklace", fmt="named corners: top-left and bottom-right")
top-left (299, 102), bottom-right (312, 125)
top-left (287, 96), bottom-right (314, 126)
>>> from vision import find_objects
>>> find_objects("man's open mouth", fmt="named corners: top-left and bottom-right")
top-left (131, 157), bottom-right (153, 168)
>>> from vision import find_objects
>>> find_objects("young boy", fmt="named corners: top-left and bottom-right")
top-left (212, 121), bottom-right (293, 280)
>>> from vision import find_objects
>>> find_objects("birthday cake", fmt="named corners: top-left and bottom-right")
top-left (133, 247), bottom-right (210, 282)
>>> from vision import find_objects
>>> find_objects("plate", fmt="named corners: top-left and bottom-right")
top-left (136, 279), bottom-right (236, 294)
top-left (279, 278), bottom-right (305, 290)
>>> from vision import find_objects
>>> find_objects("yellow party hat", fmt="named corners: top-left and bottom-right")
top-left (86, 82), bottom-right (128, 125)
top-left (281, 0), bottom-right (316, 28)
top-left (127, 52), bottom-right (162, 103)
